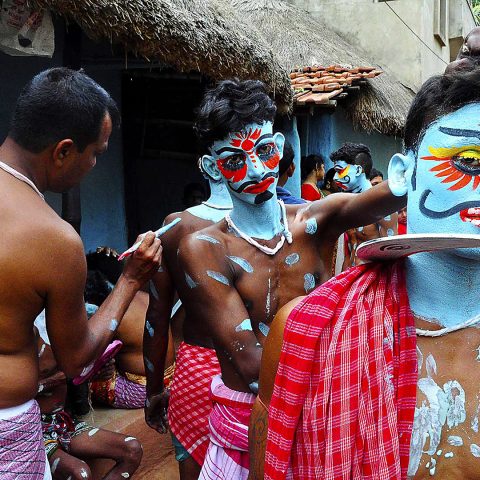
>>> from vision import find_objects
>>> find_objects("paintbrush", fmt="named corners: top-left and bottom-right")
top-left (118, 218), bottom-right (181, 261)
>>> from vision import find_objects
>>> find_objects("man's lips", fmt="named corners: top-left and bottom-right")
top-left (243, 177), bottom-right (275, 194)
top-left (460, 207), bottom-right (480, 227)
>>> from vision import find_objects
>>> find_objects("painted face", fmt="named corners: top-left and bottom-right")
top-left (408, 103), bottom-right (480, 258)
top-left (209, 122), bottom-right (283, 205)
top-left (333, 160), bottom-right (362, 192)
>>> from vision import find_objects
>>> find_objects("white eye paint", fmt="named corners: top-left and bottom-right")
top-left (88, 428), bottom-right (99, 437)
top-left (109, 319), bottom-right (119, 332)
top-left (145, 320), bottom-right (155, 337)
top-left (258, 322), bottom-right (270, 337)
top-left (38, 344), bottom-right (46, 357)
top-left (305, 218), bottom-right (317, 235)
top-left (149, 282), bottom-right (159, 300)
top-left (145, 357), bottom-right (155, 372)
top-left (121, 473), bottom-right (130, 478)
top-left (125, 437), bottom-right (136, 442)
top-left (185, 272), bottom-right (198, 289)
top-left (206, 270), bottom-right (229, 286)
top-left (51, 457), bottom-right (60, 474)
top-left (470, 444), bottom-right (480, 457)
top-left (444, 452), bottom-right (454, 458)
top-left (235, 319), bottom-right (253, 333)
top-left (447, 435), bottom-right (463, 447)
top-left (80, 468), bottom-right (88, 478)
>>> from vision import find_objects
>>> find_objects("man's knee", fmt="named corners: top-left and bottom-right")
top-left (122, 437), bottom-right (143, 466)
top-left (68, 462), bottom-right (92, 480)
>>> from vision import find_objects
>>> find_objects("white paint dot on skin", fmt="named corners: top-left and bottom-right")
top-left (121, 473), bottom-right (130, 478)
top-left (357, 226), bottom-right (364, 232)
top-left (206, 270), bottom-right (229, 286)
top-left (471, 444), bottom-right (480, 457)
top-left (448, 435), bottom-right (463, 447)
top-left (304, 273), bottom-right (315, 293)
top-left (235, 319), bottom-right (253, 333)
top-left (80, 468), bottom-right (88, 478)
top-left (285, 253), bottom-right (300, 266)
top-left (51, 457), bottom-right (60, 474)
top-left (109, 319), bottom-right (119, 332)
top-left (38, 344), bottom-right (46, 357)
top-left (249, 381), bottom-right (259, 394)
top-left (145, 320), bottom-right (155, 337)
top-left (149, 281), bottom-right (159, 300)
top-left (38, 384), bottom-right (44, 393)
top-left (444, 452), bottom-right (454, 458)
top-left (145, 357), bottom-right (155, 372)
top-left (88, 428), bottom-right (99, 437)
top-left (305, 217), bottom-right (318, 235)
top-left (125, 437), bottom-right (136, 442)
top-left (185, 272), bottom-right (197, 289)
top-left (425, 462), bottom-right (430, 469)
top-left (387, 228), bottom-right (395, 237)
top-left (436, 449), bottom-right (442, 456)
top-left (258, 322), bottom-right (270, 337)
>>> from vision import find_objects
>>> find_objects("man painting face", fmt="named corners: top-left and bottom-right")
top-left (205, 122), bottom-right (284, 205)
top-left (395, 103), bottom-right (480, 259)
top-left (333, 160), bottom-right (363, 193)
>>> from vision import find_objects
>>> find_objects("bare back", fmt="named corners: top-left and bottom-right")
top-left (0, 170), bottom-right (77, 407)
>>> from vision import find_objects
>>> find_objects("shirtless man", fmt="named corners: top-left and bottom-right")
top-left (143, 162), bottom-right (232, 479)
top-left (0, 68), bottom-right (161, 478)
top-left (250, 65), bottom-right (480, 480)
top-left (331, 142), bottom-right (398, 269)
top-left (176, 78), bottom-right (405, 479)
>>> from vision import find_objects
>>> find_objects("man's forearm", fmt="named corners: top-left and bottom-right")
top-left (248, 398), bottom-right (269, 480)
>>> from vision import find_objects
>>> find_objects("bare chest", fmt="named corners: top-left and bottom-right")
top-left (410, 330), bottom-right (480, 479)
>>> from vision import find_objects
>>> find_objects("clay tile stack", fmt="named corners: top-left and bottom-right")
top-left (291, 64), bottom-right (383, 106)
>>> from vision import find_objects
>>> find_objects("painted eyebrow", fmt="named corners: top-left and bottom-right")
top-left (254, 134), bottom-right (274, 146)
top-left (439, 126), bottom-right (480, 140)
top-left (214, 147), bottom-right (245, 155)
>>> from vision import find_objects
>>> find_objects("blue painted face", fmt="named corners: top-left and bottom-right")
top-left (205, 122), bottom-right (285, 205)
top-left (333, 160), bottom-right (363, 192)
top-left (408, 103), bottom-right (480, 258)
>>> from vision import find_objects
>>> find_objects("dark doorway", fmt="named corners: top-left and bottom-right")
top-left (122, 70), bottom-right (208, 244)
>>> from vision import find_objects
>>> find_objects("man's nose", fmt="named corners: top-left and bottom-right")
top-left (247, 156), bottom-right (265, 179)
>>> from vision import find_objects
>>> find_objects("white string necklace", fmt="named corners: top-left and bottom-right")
top-left (225, 199), bottom-right (293, 256)
top-left (202, 201), bottom-right (231, 210)
top-left (415, 313), bottom-right (480, 337)
top-left (0, 161), bottom-right (44, 200)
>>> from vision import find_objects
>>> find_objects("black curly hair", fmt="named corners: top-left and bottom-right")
top-left (194, 79), bottom-right (277, 150)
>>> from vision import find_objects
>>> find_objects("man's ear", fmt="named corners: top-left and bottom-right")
top-left (273, 132), bottom-right (285, 158)
top-left (52, 139), bottom-right (74, 167)
top-left (201, 155), bottom-right (222, 182)
top-left (287, 162), bottom-right (296, 178)
top-left (354, 164), bottom-right (363, 177)
top-left (388, 152), bottom-right (414, 197)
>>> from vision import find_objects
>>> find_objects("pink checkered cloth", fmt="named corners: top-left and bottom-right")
top-left (199, 375), bottom-right (255, 480)
top-left (0, 400), bottom-right (47, 479)
top-left (168, 342), bottom-right (221, 465)
top-left (265, 261), bottom-right (417, 480)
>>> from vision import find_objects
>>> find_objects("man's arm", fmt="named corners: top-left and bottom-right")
top-left (144, 263), bottom-right (175, 433)
top-left (248, 297), bottom-right (301, 480)
top-left (178, 235), bottom-right (262, 391)
top-left (378, 212), bottom-right (398, 237)
top-left (309, 181), bottom-right (406, 241)
top-left (45, 228), bottom-right (161, 378)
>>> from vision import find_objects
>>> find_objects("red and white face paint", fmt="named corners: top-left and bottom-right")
top-left (210, 122), bottom-right (283, 205)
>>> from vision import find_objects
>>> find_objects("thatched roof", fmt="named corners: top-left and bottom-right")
top-left (28, 0), bottom-right (293, 105)
top-left (230, 0), bottom-right (414, 136)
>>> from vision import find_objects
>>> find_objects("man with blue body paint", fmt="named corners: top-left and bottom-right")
top-left (331, 142), bottom-right (398, 269)
top-left (250, 66), bottom-right (480, 480)
top-left (173, 78), bottom-right (405, 479)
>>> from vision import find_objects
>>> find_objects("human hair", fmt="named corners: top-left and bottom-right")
top-left (300, 154), bottom-right (324, 182)
top-left (86, 250), bottom-right (123, 285)
top-left (323, 167), bottom-right (336, 187)
top-left (369, 168), bottom-right (383, 180)
top-left (84, 270), bottom-right (111, 307)
top-left (194, 78), bottom-right (277, 150)
top-left (278, 140), bottom-right (295, 177)
top-left (404, 66), bottom-right (480, 154)
top-left (9, 67), bottom-right (120, 154)
top-left (330, 143), bottom-right (372, 177)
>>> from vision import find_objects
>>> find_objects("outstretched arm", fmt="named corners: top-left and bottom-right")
top-left (178, 235), bottom-right (262, 392)
top-left (248, 297), bottom-right (301, 480)
top-left (309, 181), bottom-right (406, 241)
top-left (46, 229), bottom-right (162, 378)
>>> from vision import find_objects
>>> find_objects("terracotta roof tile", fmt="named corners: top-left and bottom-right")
top-left (291, 64), bottom-right (383, 108)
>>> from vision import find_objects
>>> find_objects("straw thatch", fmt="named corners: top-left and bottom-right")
top-left (28, 0), bottom-right (293, 105)
top-left (230, 0), bottom-right (414, 136)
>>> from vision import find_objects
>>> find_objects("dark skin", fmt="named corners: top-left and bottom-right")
top-left (178, 182), bottom-right (405, 395)
top-left (36, 337), bottom-right (143, 480)
top-left (144, 210), bottom-right (222, 480)
top-left (0, 115), bottom-right (162, 409)
top-left (446, 27), bottom-right (480, 73)
top-left (249, 303), bottom-right (480, 480)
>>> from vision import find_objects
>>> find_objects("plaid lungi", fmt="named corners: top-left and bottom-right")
top-left (168, 342), bottom-right (221, 466)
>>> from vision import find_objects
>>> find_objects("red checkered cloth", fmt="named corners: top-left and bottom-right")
top-left (265, 261), bottom-right (417, 480)
top-left (169, 342), bottom-right (221, 466)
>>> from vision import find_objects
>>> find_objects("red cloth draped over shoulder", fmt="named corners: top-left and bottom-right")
top-left (265, 261), bottom-right (417, 480)
top-left (301, 183), bottom-right (321, 201)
